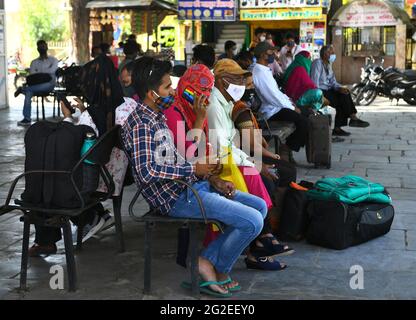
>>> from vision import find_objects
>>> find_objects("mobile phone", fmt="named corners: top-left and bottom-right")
top-left (57, 93), bottom-right (75, 114)
top-left (182, 87), bottom-right (196, 104)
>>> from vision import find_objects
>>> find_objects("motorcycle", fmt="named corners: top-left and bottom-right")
top-left (351, 56), bottom-right (376, 104)
top-left (356, 65), bottom-right (416, 106)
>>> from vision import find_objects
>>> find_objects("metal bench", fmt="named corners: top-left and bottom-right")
top-left (259, 119), bottom-right (296, 153)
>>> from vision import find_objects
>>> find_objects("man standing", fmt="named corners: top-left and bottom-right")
top-left (218, 40), bottom-right (237, 60)
top-left (310, 45), bottom-right (370, 136)
top-left (279, 33), bottom-right (301, 72)
top-left (249, 27), bottom-right (267, 49)
top-left (15, 40), bottom-right (58, 126)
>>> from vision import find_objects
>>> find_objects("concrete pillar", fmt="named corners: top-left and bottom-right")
top-left (395, 24), bottom-right (406, 69)
top-left (332, 27), bottom-right (343, 82)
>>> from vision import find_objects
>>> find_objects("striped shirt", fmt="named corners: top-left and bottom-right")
top-left (121, 102), bottom-right (197, 214)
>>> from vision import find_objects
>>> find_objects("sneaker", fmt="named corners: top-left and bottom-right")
top-left (332, 128), bottom-right (351, 136)
top-left (72, 214), bottom-right (105, 244)
top-left (332, 136), bottom-right (345, 143)
top-left (349, 119), bottom-right (370, 128)
top-left (14, 87), bottom-right (23, 98)
top-left (17, 119), bottom-right (32, 126)
top-left (100, 211), bottom-right (115, 232)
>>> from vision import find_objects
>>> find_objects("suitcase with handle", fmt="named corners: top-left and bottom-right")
top-left (306, 113), bottom-right (332, 169)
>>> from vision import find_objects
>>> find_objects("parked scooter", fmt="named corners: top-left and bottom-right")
top-left (357, 64), bottom-right (416, 106)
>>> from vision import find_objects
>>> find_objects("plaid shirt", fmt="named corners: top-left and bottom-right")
top-left (122, 102), bottom-right (197, 214)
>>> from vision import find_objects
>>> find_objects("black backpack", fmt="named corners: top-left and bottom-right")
top-left (21, 121), bottom-right (95, 209)
top-left (26, 73), bottom-right (52, 86)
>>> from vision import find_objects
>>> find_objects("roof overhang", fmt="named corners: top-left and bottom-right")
top-left (86, 0), bottom-right (177, 12)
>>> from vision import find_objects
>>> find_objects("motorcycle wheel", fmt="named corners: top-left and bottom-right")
top-left (403, 97), bottom-right (416, 105)
top-left (356, 86), bottom-right (377, 106)
top-left (351, 84), bottom-right (364, 105)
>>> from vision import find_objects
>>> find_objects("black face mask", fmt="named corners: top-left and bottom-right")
top-left (38, 48), bottom-right (47, 55)
top-left (123, 85), bottom-right (136, 98)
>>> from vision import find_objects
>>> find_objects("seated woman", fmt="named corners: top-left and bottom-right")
top-left (282, 50), bottom-right (329, 113)
top-left (232, 96), bottom-right (297, 233)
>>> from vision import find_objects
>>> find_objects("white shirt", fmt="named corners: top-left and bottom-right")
top-left (207, 87), bottom-right (254, 167)
top-left (252, 63), bottom-right (294, 121)
top-left (279, 45), bottom-right (302, 71)
top-left (30, 56), bottom-right (59, 83)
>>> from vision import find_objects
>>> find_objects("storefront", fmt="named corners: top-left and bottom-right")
top-left (240, 0), bottom-right (331, 59)
top-left (330, 0), bottom-right (413, 84)
top-left (86, 0), bottom-right (187, 62)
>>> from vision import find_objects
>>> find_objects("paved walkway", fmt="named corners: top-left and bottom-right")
top-left (0, 96), bottom-right (415, 300)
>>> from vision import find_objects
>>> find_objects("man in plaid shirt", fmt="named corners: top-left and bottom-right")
top-left (122, 57), bottom-right (268, 298)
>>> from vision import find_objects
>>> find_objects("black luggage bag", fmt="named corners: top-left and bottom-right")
top-left (305, 113), bottom-right (332, 169)
top-left (306, 200), bottom-right (394, 250)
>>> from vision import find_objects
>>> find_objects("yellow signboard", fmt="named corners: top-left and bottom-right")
top-left (240, 8), bottom-right (323, 21)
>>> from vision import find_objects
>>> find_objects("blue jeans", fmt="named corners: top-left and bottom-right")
top-left (22, 82), bottom-right (55, 121)
top-left (169, 180), bottom-right (267, 274)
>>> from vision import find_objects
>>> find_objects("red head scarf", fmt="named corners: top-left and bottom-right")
top-left (173, 64), bottom-right (215, 133)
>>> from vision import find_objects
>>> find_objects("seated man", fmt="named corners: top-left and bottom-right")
top-left (310, 45), bottom-right (370, 136)
top-left (252, 41), bottom-right (309, 153)
top-left (122, 57), bottom-right (268, 296)
top-left (15, 40), bottom-right (58, 126)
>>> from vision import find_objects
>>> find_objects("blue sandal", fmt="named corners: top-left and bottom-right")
top-left (252, 236), bottom-right (294, 258)
top-left (245, 257), bottom-right (287, 271)
top-left (181, 280), bottom-right (233, 298)
top-left (218, 277), bottom-right (242, 292)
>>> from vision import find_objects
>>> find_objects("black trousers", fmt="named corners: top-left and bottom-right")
top-left (259, 159), bottom-right (297, 235)
top-left (34, 204), bottom-right (100, 246)
top-left (322, 89), bottom-right (358, 128)
top-left (269, 108), bottom-right (309, 152)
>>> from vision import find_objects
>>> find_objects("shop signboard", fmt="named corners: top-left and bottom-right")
top-left (406, 0), bottom-right (416, 18)
top-left (178, 0), bottom-right (236, 21)
top-left (240, 0), bottom-right (322, 8)
top-left (240, 7), bottom-right (323, 20)
top-left (334, 1), bottom-right (399, 27)
top-left (0, 11), bottom-right (7, 109)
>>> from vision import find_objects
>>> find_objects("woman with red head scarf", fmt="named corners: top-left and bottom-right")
top-left (282, 50), bottom-right (329, 112)
top-left (165, 64), bottom-right (214, 160)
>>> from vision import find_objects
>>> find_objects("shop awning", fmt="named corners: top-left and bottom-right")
top-left (86, 0), bottom-right (177, 12)
top-left (330, 0), bottom-right (412, 28)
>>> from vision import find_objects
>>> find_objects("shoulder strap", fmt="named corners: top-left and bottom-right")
top-left (42, 124), bottom-right (58, 207)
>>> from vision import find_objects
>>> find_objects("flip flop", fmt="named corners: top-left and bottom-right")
top-left (181, 280), bottom-right (232, 298)
top-left (218, 277), bottom-right (242, 292)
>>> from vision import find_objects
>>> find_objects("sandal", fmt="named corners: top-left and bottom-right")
top-left (181, 280), bottom-right (232, 298)
top-left (251, 236), bottom-right (294, 258)
top-left (218, 277), bottom-right (242, 292)
top-left (245, 257), bottom-right (287, 271)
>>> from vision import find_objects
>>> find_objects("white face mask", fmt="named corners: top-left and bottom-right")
top-left (259, 36), bottom-right (266, 42)
top-left (232, 48), bottom-right (238, 56)
top-left (224, 79), bottom-right (246, 102)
